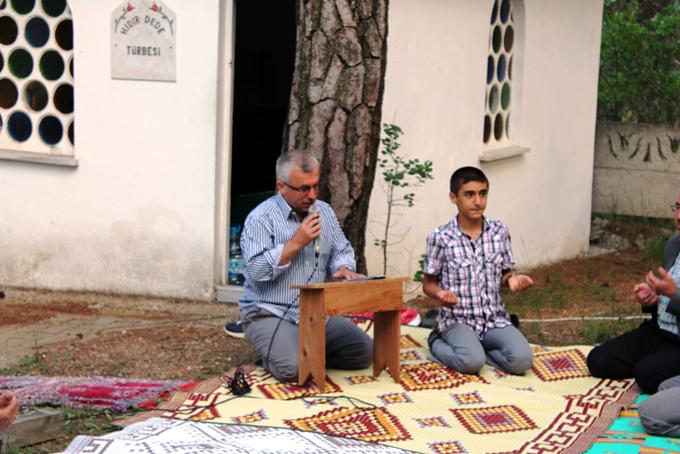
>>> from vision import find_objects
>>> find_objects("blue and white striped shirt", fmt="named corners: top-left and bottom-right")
top-left (238, 193), bottom-right (356, 323)
top-left (658, 253), bottom-right (680, 335)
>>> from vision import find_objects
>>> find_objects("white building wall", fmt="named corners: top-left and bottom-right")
top-left (366, 0), bottom-right (603, 282)
top-left (0, 0), bottom-right (222, 299)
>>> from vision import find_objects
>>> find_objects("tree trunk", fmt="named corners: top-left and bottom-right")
top-left (282, 0), bottom-right (389, 273)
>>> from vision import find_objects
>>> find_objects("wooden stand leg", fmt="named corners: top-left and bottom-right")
top-left (373, 310), bottom-right (401, 383)
top-left (298, 290), bottom-right (327, 391)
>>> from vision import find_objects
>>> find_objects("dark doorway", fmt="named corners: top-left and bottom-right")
top-left (230, 0), bottom-right (296, 228)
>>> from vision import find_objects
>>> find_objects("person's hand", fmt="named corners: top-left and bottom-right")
top-left (333, 267), bottom-right (363, 280)
top-left (646, 267), bottom-right (678, 298)
top-left (508, 274), bottom-right (534, 292)
top-left (634, 282), bottom-right (659, 307)
top-left (291, 212), bottom-right (321, 248)
top-left (0, 391), bottom-right (19, 431)
top-left (437, 290), bottom-right (458, 306)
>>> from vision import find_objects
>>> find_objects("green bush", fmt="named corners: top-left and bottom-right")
top-left (598, 0), bottom-right (680, 125)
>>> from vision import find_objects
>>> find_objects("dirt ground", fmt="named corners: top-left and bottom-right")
top-left (0, 214), bottom-right (674, 451)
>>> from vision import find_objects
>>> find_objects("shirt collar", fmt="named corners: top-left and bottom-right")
top-left (449, 215), bottom-right (490, 237)
top-left (274, 192), bottom-right (298, 220)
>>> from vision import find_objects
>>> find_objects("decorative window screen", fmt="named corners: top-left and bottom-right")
top-left (0, 0), bottom-right (74, 157)
top-left (483, 0), bottom-right (519, 145)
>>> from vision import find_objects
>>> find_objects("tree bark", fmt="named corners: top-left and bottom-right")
top-left (282, 0), bottom-right (389, 273)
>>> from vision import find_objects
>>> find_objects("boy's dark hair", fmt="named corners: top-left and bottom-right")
top-left (449, 166), bottom-right (489, 194)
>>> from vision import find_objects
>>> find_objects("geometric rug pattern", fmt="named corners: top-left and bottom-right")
top-left (61, 417), bottom-right (411, 453)
top-left (586, 395), bottom-right (680, 454)
top-left (118, 325), bottom-right (641, 454)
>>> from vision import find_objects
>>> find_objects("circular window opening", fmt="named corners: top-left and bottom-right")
top-left (0, 0), bottom-right (5, 9)
top-left (54, 83), bottom-right (73, 113)
top-left (9, 48), bottom-right (33, 78)
top-left (492, 26), bottom-right (502, 53)
top-left (39, 49), bottom-right (64, 80)
top-left (0, 78), bottom-right (18, 108)
top-left (24, 80), bottom-right (48, 111)
top-left (490, 0), bottom-right (498, 24)
top-left (500, 0), bottom-right (510, 23)
top-left (493, 113), bottom-right (504, 141)
top-left (0, 51), bottom-right (4, 72)
top-left (486, 55), bottom-right (494, 84)
top-left (55, 19), bottom-right (72, 50)
top-left (67, 119), bottom-right (73, 145)
top-left (488, 84), bottom-right (499, 113)
top-left (505, 113), bottom-right (511, 139)
top-left (8, 110), bottom-right (32, 141)
top-left (39, 114), bottom-right (62, 145)
top-left (26, 16), bottom-right (49, 47)
top-left (10, 0), bottom-right (34, 14)
top-left (504, 25), bottom-right (514, 52)
top-left (501, 82), bottom-right (511, 110)
top-left (0, 114), bottom-right (3, 135)
top-left (483, 115), bottom-right (491, 143)
top-left (0, 15), bottom-right (18, 45)
top-left (41, 0), bottom-right (65, 17)
top-left (497, 54), bottom-right (506, 81)
top-left (69, 56), bottom-right (73, 77)
top-left (508, 56), bottom-right (513, 80)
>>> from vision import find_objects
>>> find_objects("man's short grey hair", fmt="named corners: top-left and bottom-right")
top-left (276, 150), bottom-right (320, 182)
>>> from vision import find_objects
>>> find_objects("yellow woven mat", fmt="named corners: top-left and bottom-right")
top-left (124, 325), bottom-right (638, 454)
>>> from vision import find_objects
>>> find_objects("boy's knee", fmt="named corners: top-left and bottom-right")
top-left (432, 340), bottom-right (485, 374)
top-left (506, 349), bottom-right (533, 375)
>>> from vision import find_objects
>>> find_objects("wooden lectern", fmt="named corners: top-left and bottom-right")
top-left (293, 277), bottom-right (407, 392)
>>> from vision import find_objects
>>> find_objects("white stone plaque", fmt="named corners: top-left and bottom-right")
top-left (111, 1), bottom-right (176, 82)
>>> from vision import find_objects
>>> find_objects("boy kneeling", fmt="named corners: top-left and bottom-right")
top-left (423, 166), bottom-right (533, 375)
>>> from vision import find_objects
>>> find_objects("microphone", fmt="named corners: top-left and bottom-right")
top-left (308, 203), bottom-right (321, 257)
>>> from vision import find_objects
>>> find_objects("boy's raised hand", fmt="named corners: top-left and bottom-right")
top-left (437, 289), bottom-right (458, 305)
top-left (508, 274), bottom-right (534, 292)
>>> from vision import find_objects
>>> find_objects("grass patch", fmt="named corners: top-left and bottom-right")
top-left (580, 319), bottom-right (641, 345)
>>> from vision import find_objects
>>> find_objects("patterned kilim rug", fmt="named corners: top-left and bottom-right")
top-left (0, 375), bottom-right (192, 411)
top-left (586, 395), bottom-right (680, 454)
top-left (61, 417), bottom-right (410, 453)
top-left (118, 325), bottom-right (640, 453)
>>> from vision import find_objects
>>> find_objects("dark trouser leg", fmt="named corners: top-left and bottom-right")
top-left (586, 321), bottom-right (655, 379)
top-left (325, 316), bottom-right (373, 370)
top-left (634, 347), bottom-right (680, 393)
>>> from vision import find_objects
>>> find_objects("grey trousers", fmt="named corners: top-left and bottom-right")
top-left (639, 375), bottom-right (680, 437)
top-left (241, 308), bottom-right (373, 382)
top-left (430, 323), bottom-right (533, 375)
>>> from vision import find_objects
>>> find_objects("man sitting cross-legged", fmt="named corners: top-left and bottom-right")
top-left (587, 194), bottom-right (680, 394)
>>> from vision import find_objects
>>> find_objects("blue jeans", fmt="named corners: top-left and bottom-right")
top-left (430, 323), bottom-right (533, 375)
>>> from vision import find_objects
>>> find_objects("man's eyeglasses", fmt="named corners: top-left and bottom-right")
top-left (672, 204), bottom-right (680, 213)
top-left (283, 181), bottom-right (320, 194)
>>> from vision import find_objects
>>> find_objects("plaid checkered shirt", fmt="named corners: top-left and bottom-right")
top-left (424, 216), bottom-right (516, 337)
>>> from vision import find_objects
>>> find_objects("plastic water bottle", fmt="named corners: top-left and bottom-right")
top-left (228, 226), bottom-right (245, 285)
